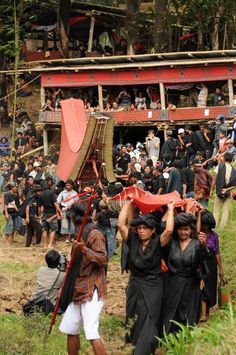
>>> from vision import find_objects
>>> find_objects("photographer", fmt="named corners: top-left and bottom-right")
top-left (146, 129), bottom-right (160, 165)
top-left (31, 250), bottom-right (66, 306)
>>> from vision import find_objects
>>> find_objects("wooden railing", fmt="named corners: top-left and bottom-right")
top-left (39, 105), bottom-right (236, 125)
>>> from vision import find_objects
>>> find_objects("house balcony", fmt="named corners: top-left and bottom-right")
top-left (39, 105), bottom-right (236, 126)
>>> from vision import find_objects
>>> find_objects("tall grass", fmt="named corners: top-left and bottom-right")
top-left (158, 304), bottom-right (236, 355)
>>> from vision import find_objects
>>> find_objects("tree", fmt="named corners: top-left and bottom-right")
top-left (153, 0), bottom-right (168, 52)
top-left (125, 0), bottom-right (141, 55)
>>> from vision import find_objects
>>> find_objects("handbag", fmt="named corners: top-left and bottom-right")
top-left (22, 271), bottom-right (61, 316)
top-left (218, 281), bottom-right (230, 309)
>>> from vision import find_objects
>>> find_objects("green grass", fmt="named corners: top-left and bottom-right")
top-left (0, 314), bottom-right (125, 355)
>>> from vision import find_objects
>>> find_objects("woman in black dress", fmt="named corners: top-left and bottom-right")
top-left (162, 213), bottom-right (207, 334)
top-left (117, 200), bottom-right (174, 355)
top-left (200, 210), bottom-right (225, 321)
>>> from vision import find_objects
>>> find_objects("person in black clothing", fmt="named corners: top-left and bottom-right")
top-left (160, 130), bottom-right (176, 163)
top-left (184, 125), bottom-right (200, 165)
top-left (22, 176), bottom-right (35, 198)
top-left (14, 132), bottom-right (27, 154)
top-left (153, 167), bottom-right (165, 194)
top-left (38, 182), bottom-right (62, 249)
top-left (181, 164), bottom-right (195, 198)
top-left (162, 212), bottom-right (207, 334)
top-left (116, 145), bottom-right (131, 173)
top-left (3, 182), bottom-right (21, 243)
top-left (117, 200), bottom-right (174, 355)
top-left (203, 124), bottom-right (214, 161)
top-left (25, 186), bottom-right (42, 247)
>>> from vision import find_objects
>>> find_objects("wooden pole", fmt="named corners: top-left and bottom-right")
top-left (43, 128), bottom-right (48, 156)
top-left (228, 79), bottom-right (234, 106)
top-left (40, 86), bottom-right (45, 107)
top-left (87, 17), bottom-right (95, 53)
top-left (98, 85), bottom-right (103, 112)
top-left (159, 82), bottom-right (166, 109)
top-left (20, 146), bottom-right (44, 159)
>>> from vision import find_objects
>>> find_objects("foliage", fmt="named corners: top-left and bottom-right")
top-left (158, 305), bottom-right (236, 354)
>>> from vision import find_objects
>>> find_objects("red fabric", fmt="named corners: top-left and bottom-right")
top-left (56, 98), bottom-right (87, 181)
top-left (133, 192), bottom-right (186, 213)
top-left (110, 186), bottom-right (149, 201)
top-left (111, 187), bottom-right (186, 213)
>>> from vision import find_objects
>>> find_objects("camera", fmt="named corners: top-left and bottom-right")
top-left (58, 253), bottom-right (68, 272)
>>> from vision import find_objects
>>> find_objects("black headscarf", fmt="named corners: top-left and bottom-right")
top-left (130, 214), bottom-right (158, 229)
top-left (173, 213), bottom-right (197, 239)
top-left (201, 209), bottom-right (216, 229)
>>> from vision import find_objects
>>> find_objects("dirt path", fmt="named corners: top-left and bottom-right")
top-left (0, 235), bottom-right (128, 316)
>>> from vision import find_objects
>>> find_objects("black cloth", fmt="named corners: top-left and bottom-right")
top-left (38, 189), bottom-right (57, 216)
top-left (160, 138), bottom-right (177, 161)
top-left (26, 216), bottom-right (42, 247)
top-left (186, 132), bottom-right (199, 155)
top-left (181, 167), bottom-right (195, 193)
top-left (201, 251), bottom-right (217, 307)
top-left (126, 275), bottom-right (163, 355)
top-left (125, 231), bottom-right (164, 354)
top-left (162, 239), bottom-right (204, 334)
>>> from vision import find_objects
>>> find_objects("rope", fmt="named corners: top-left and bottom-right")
top-left (0, 74), bottom-right (41, 103)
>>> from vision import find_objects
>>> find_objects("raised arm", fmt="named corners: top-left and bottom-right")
top-left (160, 201), bottom-right (174, 247)
top-left (117, 200), bottom-right (134, 242)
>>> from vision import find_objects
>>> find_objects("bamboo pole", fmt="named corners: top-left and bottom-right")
top-left (98, 85), bottom-right (103, 112)
top-left (43, 128), bottom-right (48, 156)
top-left (19, 146), bottom-right (44, 159)
top-left (10, 0), bottom-right (20, 160)
top-left (228, 79), bottom-right (234, 106)
top-left (87, 17), bottom-right (95, 53)
top-left (159, 82), bottom-right (166, 109)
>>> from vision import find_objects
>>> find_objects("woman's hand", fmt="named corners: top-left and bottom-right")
top-left (167, 200), bottom-right (174, 212)
top-left (198, 232), bottom-right (207, 245)
top-left (219, 270), bottom-right (227, 285)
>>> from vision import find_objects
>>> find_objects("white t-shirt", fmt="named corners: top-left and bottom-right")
top-left (147, 137), bottom-right (160, 159)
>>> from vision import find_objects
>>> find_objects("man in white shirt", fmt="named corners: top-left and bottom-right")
top-left (145, 130), bottom-right (160, 165)
top-left (57, 180), bottom-right (78, 242)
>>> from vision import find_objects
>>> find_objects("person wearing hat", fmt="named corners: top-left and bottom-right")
top-left (3, 182), bottom-right (22, 243)
top-left (117, 200), bottom-right (174, 355)
top-left (176, 128), bottom-right (186, 161)
top-left (29, 162), bottom-right (45, 184)
top-left (200, 210), bottom-right (225, 322)
top-left (162, 212), bottom-right (207, 334)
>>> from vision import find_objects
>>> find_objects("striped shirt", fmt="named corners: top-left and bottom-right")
top-left (73, 229), bottom-right (108, 304)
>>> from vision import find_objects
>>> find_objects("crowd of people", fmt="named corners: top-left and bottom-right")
top-left (40, 82), bottom-right (233, 116)
top-left (1, 110), bottom-right (236, 354)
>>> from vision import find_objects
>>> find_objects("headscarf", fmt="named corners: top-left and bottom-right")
top-left (174, 212), bottom-right (197, 239)
top-left (130, 214), bottom-right (158, 229)
top-left (201, 209), bottom-right (216, 229)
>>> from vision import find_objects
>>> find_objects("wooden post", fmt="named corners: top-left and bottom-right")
top-left (40, 86), bottom-right (45, 107)
top-left (159, 82), bottom-right (166, 109)
top-left (98, 85), bottom-right (103, 112)
top-left (43, 128), bottom-right (48, 156)
top-left (87, 16), bottom-right (95, 53)
top-left (228, 79), bottom-right (234, 106)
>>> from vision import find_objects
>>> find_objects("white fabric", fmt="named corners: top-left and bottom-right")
top-left (59, 290), bottom-right (104, 339)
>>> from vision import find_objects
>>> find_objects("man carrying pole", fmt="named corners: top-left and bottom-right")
top-left (58, 201), bottom-right (108, 355)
